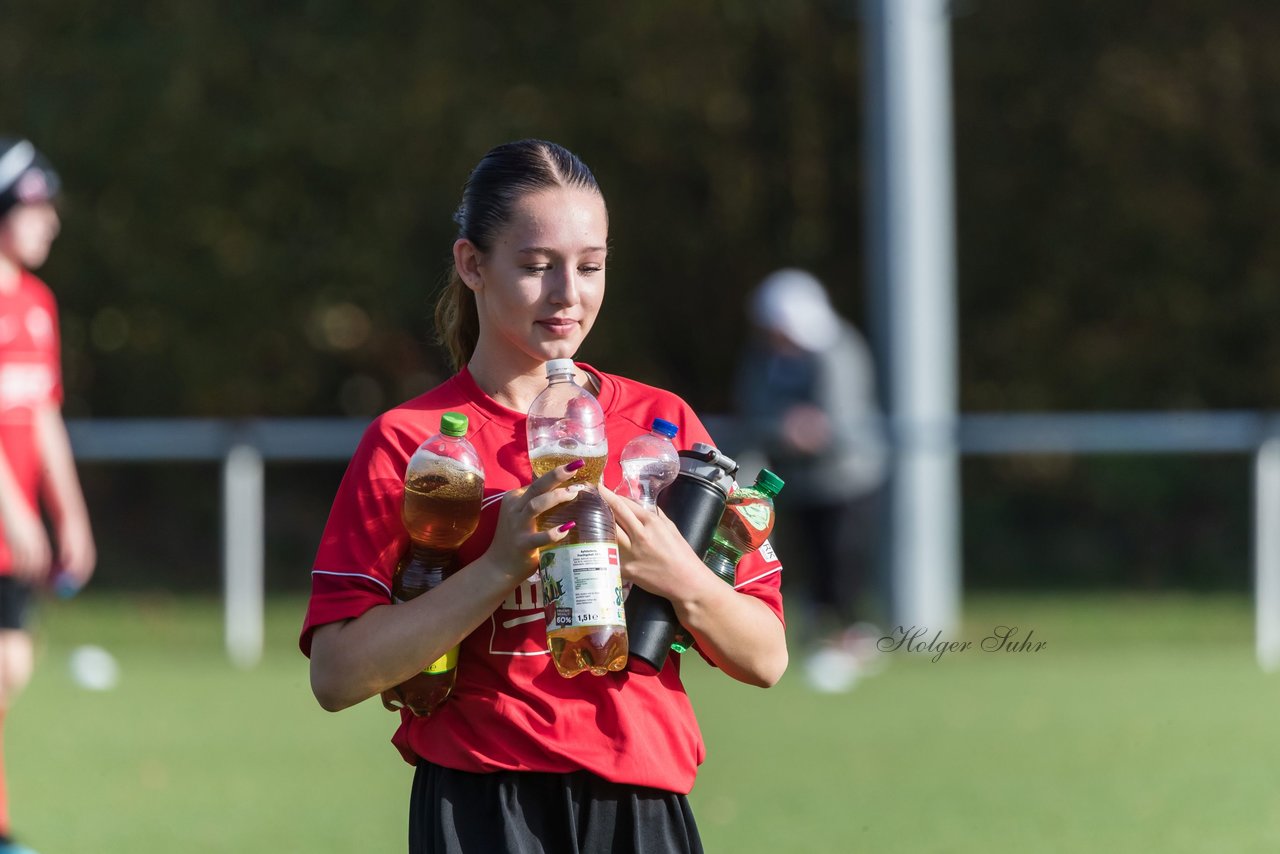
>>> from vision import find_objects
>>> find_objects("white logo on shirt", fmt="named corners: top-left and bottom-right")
top-left (0, 363), bottom-right (54, 412)
top-left (502, 572), bottom-right (546, 615)
top-left (759, 539), bottom-right (777, 563)
top-left (489, 570), bottom-right (551, 656)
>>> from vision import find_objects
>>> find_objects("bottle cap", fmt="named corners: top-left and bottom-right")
top-left (440, 411), bottom-right (469, 437)
top-left (651, 418), bottom-right (678, 438)
top-left (544, 358), bottom-right (576, 378)
top-left (755, 468), bottom-right (785, 496)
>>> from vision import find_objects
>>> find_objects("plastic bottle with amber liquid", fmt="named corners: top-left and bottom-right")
top-left (670, 469), bottom-right (785, 654)
top-left (526, 359), bottom-right (628, 677)
top-left (381, 412), bottom-right (485, 715)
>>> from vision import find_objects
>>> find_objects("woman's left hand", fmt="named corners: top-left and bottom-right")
top-left (601, 486), bottom-right (789, 688)
top-left (599, 485), bottom-right (703, 601)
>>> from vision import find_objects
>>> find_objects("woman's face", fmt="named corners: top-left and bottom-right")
top-left (463, 185), bottom-right (608, 369)
top-left (0, 202), bottom-right (60, 270)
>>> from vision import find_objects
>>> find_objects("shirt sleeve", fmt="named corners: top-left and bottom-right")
top-left (731, 538), bottom-right (785, 625)
top-left (299, 417), bottom-right (411, 656)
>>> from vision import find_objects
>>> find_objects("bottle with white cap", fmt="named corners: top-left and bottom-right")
top-left (526, 359), bottom-right (628, 677)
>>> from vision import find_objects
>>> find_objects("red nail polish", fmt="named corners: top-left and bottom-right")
top-left (566, 459), bottom-right (585, 472)
top-left (558, 521), bottom-right (577, 532)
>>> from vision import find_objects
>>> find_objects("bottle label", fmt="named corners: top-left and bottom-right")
top-left (732, 499), bottom-right (772, 531)
top-left (423, 645), bottom-right (458, 675)
top-left (539, 543), bottom-right (626, 630)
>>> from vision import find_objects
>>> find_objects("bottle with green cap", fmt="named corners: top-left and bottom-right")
top-left (381, 411), bottom-right (485, 717)
top-left (670, 469), bottom-right (785, 654)
top-left (703, 469), bottom-right (785, 583)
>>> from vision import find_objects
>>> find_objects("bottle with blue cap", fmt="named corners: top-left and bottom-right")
top-left (619, 418), bottom-right (680, 512)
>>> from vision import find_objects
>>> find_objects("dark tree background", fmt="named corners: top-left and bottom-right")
top-left (1, 2), bottom-right (1273, 590)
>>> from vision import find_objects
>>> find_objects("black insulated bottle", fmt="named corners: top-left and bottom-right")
top-left (624, 443), bottom-right (738, 674)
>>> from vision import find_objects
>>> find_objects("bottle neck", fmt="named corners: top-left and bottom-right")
top-left (751, 475), bottom-right (782, 498)
top-left (395, 552), bottom-right (451, 602)
top-left (407, 546), bottom-right (455, 578)
top-left (732, 486), bottom-right (777, 507)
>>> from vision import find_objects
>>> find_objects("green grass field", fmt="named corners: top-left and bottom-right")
top-left (10, 592), bottom-right (1280, 852)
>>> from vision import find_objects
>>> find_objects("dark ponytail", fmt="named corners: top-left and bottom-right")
top-left (434, 139), bottom-right (602, 371)
top-left (433, 268), bottom-right (479, 372)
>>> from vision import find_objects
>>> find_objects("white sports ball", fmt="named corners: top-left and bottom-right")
top-left (68, 645), bottom-right (120, 691)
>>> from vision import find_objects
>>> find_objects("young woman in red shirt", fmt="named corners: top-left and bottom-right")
top-left (302, 139), bottom-right (787, 854)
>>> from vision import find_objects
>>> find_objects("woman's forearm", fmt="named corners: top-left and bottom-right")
top-left (311, 465), bottom-right (585, 712)
top-left (310, 554), bottom-right (526, 712)
top-left (670, 564), bottom-right (788, 688)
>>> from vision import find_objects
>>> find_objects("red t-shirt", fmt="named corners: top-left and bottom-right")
top-left (0, 271), bottom-right (62, 575)
top-left (300, 364), bottom-right (784, 794)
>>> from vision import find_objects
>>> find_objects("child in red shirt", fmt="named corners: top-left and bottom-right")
top-left (0, 138), bottom-right (97, 854)
top-left (302, 140), bottom-right (787, 854)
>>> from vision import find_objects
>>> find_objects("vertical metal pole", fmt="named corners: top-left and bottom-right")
top-left (223, 444), bottom-right (265, 668)
top-left (863, 0), bottom-right (961, 635)
top-left (1255, 439), bottom-right (1280, 671)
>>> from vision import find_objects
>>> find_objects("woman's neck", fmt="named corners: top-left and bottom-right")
top-left (467, 348), bottom-right (597, 414)
top-left (468, 360), bottom-right (548, 414)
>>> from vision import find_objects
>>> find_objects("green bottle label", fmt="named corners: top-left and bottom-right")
top-left (733, 500), bottom-right (772, 532)
top-left (424, 645), bottom-right (458, 675)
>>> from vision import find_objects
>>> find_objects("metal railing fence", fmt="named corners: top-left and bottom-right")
top-left (64, 413), bottom-right (1280, 670)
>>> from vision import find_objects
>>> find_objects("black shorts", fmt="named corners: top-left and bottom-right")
top-left (0, 576), bottom-right (33, 631)
top-left (409, 761), bottom-right (704, 854)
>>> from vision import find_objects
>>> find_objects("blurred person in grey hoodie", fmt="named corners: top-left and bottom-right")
top-left (734, 269), bottom-right (887, 693)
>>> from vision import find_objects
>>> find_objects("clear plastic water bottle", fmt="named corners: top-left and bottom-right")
top-left (619, 418), bottom-right (680, 511)
top-left (670, 469), bottom-right (785, 654)
top-left (526, 359), bottom-right (628, 677)
top-left (381, 411), bottom-right (485, 716)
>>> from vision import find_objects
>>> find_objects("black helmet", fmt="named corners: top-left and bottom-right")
top-left (0, 138), bottom-right (61, 219)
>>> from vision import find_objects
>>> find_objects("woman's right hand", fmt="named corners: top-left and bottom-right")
top-left (483, 459), bottom-right (586, 581)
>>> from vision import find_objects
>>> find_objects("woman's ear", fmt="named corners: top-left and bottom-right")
top-left (453, 239), bottom-right (483, 292)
